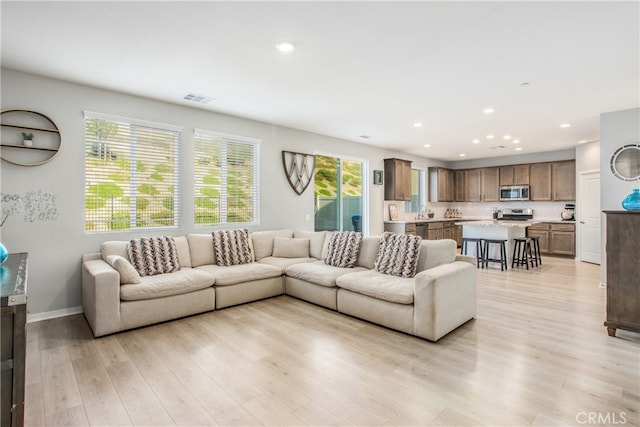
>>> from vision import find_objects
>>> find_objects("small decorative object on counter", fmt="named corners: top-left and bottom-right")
top-left (621, 188), bottom-right (640, 211)
top-left (21, 132), bottom-right (33, 147)
top-left (427, 209), bottom-right (434, 219)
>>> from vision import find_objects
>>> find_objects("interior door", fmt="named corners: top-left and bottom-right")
top-left (579, 171), bottom-right (601, 264)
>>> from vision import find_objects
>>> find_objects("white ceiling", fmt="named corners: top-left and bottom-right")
top-left (2, 1), bottom-right (638, 161)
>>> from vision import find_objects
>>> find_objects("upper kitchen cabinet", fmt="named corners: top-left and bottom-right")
top-left (481, 167), bottom-right (500, 202)
top-left (464, 169), bottom-right (482, 202)
top-left (384, 158), bottom-right (412, 201)
top-left (530, 163), bottom-right (553, 201)
top-left (428, 167), bottom-right (454, 202)
top-left (553, 160), bottom-right (576, 201)
top-left (499, 164), bottom-right (530, 186)
top-left (454, 170), bottom-right (465, 202)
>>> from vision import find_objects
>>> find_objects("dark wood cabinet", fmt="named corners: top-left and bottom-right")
top-left (454, 170), bottom-right (465, 202)
top-left (428, 167), bottom-right (454, 202)
top-left (1, 253), bottom-right (28, 427)
top-left (530, 163), bottom-right (553, 201)
top-left (384, 158), bottom-right (412, 201)
top-left (527, 222), bottom-right (575, 256)
top-left (464, 169), bottom-right (481, 202)
top-left (604, 211), bottom-right (640, 337)
top-left (500, 164), bottom-right (530, 186)
top-left (553, 161), bottom-right (576, 201)
top-left (481, 167), bottom-right (500, 201)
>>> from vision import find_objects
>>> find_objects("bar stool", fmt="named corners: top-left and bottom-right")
top-left (482, 239), bottom-right (508, 271)
top-left (461, 237), bottom-right (484, 268)
top-left (512, 238), bottom-right (535, 269)
top-left (529, 236), bottom-right (542, 266)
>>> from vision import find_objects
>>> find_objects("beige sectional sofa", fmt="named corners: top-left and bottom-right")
top-left (82, 229), bottom-right (477, 341)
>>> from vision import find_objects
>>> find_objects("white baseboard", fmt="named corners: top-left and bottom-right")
top-left (27, 306), bottom-right (83, 323)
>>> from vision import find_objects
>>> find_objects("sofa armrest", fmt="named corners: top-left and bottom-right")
top-left (82, 258), bottom-right (121, 337)
top-left (413, 261), bottom-right (477, 341)
top-left (455, 254), bottom-right (476, 265)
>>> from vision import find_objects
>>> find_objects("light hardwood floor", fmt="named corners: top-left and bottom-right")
top-left (25, 256), bottom-right (639, 426)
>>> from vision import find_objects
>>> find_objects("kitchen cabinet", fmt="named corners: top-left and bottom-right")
top-left (526, 222), bottom-right (575, 256)
top-left (384, 158), bottom-right (412, 201)
top-left (384, 221), bottom-right (416, 235)
top-left (464, 169), bottom-right (481, 202)
top-left (428, 167), bottom-right (454, 202)
top-left (454, 170), bottom-right (465, 202)
top-left (529, 163), bottom-right (553, 201)
top-left (499, 164), bottom-right (530, 186)
top-left (553, 161), bottom-right (576, 201)
top-left (604, 211), bottom-right (640, 337)
top-left (427, 222), bottom-right (443, 240)
top-left (481, 167), bottom-right (500, 201)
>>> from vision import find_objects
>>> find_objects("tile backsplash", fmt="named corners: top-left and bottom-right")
top-left (385, 200), bottom-right (574, 221)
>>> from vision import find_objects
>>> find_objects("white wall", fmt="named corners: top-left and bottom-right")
top-left (599, 108), bottom-right (640, 285)
top-left (0, 68), bottom-right (441, 316)
top-left (447, 149), bottom-right (575, 170)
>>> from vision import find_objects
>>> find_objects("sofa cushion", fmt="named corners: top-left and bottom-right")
top-left (293, 230), bottom-right (327, 259)
top-left (416, 239), bottom-right (457, 272)
top-left (213, 229), bottom-right (254, 266)
top-left (120, 268), bottom-right (214, 301)
top-left (102, 237), bottom-right (191, 269)
top-left (251, 230), bottom-right (294, 260)
top-left (106, 255), bottom-right (141, 285)
top-left (174, 236), bottom-right (192, 268)
top-left (196, 263), bottom-right (282, 286)
top-left (258, 256), bottom-right (316, 270)
top-left (357, 236), bottom-right (381, 269)
top-left (128, 236), bottom-right (181, 277)
top-left (374, 232), bottom-right (422, 278)
top-left (324, 231), bottom-right (363, 268)
top-left (187, 233), bottom-right (217, 267)
top-left (285, 261), bottom-right (367, 288)
top-left (273, 237), bottom-right (310, 258)
top-left (336, 270), bottom-right (414, 305)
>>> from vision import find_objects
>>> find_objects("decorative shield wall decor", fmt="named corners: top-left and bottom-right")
top-left (282, 151), bottom-right (315, 195)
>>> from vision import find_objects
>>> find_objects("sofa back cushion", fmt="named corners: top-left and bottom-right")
top-left (128, 236), bottom-right (181, 277)
top-left (251, 230), bottom-right (294, 260)
top-left (293, 230), bottom-right (327, 259)
top-left (272, 237), bottom-right (310, 258)
top-left (374, 232), bottom-right (422, 278)
top-left (324, 231), bottom-right (362, 268)
top-left (187, 233), bottom-right (216, 267)
top-left (101, 236), bottom-right (191, 268)
top-left (106, 255), bottom-right (142, 285)
top-left (357, 236), bottom-right (381, 269)
top-left (213, 229), bottom-right (254, 266)
top-left (416, 239), bottom-right (457, 272)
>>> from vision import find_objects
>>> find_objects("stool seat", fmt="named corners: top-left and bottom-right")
top-left (461, 237), bottom-right (484, 268)
top-left (482, 239), bottom-right (508, 271)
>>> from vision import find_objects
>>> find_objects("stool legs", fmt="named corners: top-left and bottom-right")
top-left (482, 240), bottom-right (507, 271)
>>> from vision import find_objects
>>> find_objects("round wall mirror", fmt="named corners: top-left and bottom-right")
top-left (610, 143), bottom-right (640, 181)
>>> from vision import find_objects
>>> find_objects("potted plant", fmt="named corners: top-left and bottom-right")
top-left (427, 209), bottom-right (434, 219)
top-left (21, 132), bottom-right (34, 147)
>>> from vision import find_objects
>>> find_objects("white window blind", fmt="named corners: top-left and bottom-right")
top-left (194, 129), bottom-right (260, 226)
top-left (84, 111), bottom-right (181, 232)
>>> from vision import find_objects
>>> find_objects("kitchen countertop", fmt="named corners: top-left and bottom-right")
top-left (384, 218), bottom-right (475, 224)
top-left (455, 220), bottom-right (541, 228)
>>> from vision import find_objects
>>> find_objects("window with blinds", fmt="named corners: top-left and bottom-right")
top-left (194, 129), bottom-right (260, 226)
top-left (84, 111), bottom-right (181, 232)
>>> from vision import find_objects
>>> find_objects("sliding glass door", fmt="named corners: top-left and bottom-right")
top-left (314, 155), bottom-right (364, 232)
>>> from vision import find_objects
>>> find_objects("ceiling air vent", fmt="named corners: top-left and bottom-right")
top-left (489, 145), bottom-right (506, 149)
top-left (184, 93), bottom-right (213, 104)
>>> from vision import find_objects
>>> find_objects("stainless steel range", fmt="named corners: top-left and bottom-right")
top-left (500, 208), bottom-right (533, 221)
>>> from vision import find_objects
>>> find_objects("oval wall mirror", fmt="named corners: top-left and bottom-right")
top-left (610, 143), bottom-right (640, 181)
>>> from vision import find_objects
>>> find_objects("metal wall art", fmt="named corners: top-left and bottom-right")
top-left (282, 151), bottom-right (315, 195)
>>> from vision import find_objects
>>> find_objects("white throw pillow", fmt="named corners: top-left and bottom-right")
top-left (106, 255), bottom-right (141, 285)
top-left (272, 237), bottom-right (310, 258)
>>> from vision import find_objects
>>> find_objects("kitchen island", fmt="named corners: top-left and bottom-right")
top-left (455, 220), bottom-right (540, 267)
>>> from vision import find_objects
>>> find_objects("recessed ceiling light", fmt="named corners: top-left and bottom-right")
top-left (413, 122), bottom-right (423, 128)
top-left (512, 139), bottom-right (520, 144)
top-left (486, 134), bottom-right (495, 139)
top-left (275, 41), bottom-right (296, 53)
top-left (503, 135), bottom-right (512, 140)
top-left (578, 140), bottom-right (588, 144)
top-left (560, 123), bottom-right (572, 128)
top-left (472, 139), bottom-right (480, 144)
top-left (483, 107), bottom-right (495, 114)
top-left (515, 147), bottom-right (523, 151)
top-left (423, 144), bottom-right (431, 148)
top-left (459, 153), bottom-right (466, 157)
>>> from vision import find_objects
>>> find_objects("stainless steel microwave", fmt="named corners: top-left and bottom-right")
top-left (499, 185), bottom-right (530, 201)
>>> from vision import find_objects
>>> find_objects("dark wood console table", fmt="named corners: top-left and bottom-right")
top-left (603, 211), bottom-right (640, 337)
top-left (1, 252), bottom-right (28, 427)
